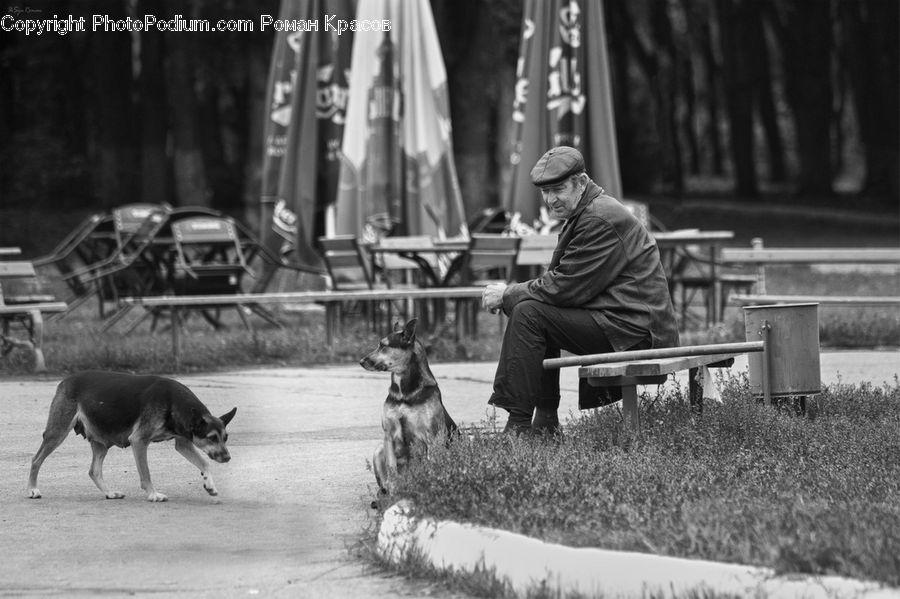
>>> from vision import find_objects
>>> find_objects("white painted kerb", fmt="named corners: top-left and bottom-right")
top-left (378, 500), bottom-right (898, 598)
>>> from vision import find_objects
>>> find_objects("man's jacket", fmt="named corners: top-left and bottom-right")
top-left (502, 180), bottom-right (680, 351)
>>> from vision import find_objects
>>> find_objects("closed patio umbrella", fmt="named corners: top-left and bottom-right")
top-left (506, 0), bottom-right (622, 227)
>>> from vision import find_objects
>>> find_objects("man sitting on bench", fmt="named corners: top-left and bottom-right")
top-left (481, 146), bottom-right (680, 434)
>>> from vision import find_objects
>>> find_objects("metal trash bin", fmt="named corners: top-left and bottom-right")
top-left (743, 303), bottom-right (821, 398)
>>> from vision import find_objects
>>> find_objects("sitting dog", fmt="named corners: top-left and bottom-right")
top-left (28, 371), bottom-right (236, 502)
top-left (360, 319), bottom-right (456, 495)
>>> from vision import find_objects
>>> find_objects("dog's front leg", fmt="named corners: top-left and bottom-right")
top-left (379, 429), bottom-right (402, 495)
top-left (174, 437), bottom-right (218, 496)
top-left (130, 438), bottom-right (167, 502)
top-left (89, 441), bottom-right (125, 499)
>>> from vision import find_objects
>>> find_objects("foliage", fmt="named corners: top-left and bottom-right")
top-left (381, 375), bottom-right (900, 588)
top-left (0, 305), bottom-right (507, 376)
top-left (0, 259), bottom-right (896, 376)
top-left (1, 0), bottom-right (896, 219)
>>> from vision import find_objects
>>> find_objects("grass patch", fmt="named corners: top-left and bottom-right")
top-left (375, 375), bottom-right (900, 589)
top-left (0, 301), bottom-right (512, 376)
top-left (1, 263), bottom-right (896, 376)
top-left (681, 265), bottom-right (900, 347)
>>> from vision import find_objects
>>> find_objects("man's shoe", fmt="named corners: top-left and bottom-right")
top-left (532, 408), bottom-right (561, 435)
top-left (502, 409), bottom-right (534, 436)
top-left (502, 420), bottom-right (533, 436)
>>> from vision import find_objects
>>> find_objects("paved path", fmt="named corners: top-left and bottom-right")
top-left (1, 351), bottom-right (896, 597)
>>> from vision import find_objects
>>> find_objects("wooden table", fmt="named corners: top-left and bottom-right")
top-left (652, 230), bottom-right (736, 324)
top-left (366, 240), bottom-right (469, 287)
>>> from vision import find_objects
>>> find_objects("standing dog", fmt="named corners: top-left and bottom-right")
top-left (28, 371), bottom-right (236, 502)
top-left (360, 319), bottom-right (456, 494)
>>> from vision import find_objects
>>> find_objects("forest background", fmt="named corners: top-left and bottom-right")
top-left (1, 0), bottom-right (897, 255)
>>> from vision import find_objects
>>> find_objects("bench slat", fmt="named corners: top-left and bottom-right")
top-left (731, 294), bottom-right (900, 307)
top-left (579, 353), bottom-right (743, 378)
top-left (0, 261), bottom-right (37, 277)
top-left (0, 302), bottom-right (68, 315)
top-left (121, 286), bottom-right (488, 307)
top-left (721, 247), bottom-right (900, 264)
top-left (544, 340), bottom-right (765, 369)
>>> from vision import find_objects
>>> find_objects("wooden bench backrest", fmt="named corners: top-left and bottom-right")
top-left (0, 261), bottom-right (42, 308)
top-left (318, 235), bottom-right (373, 289)
top-left (113, 203), bottom-right (170, 236)
top-left (0, 261), bottom-right (36, 279)
top-left (516, 234), bottom-right (558, 266)
top-left (466, 234), bottom-right (521, 283)
top-left (377, 235), bottom-right (437, 270)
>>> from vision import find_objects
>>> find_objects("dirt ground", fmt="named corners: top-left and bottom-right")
top-left (0, 366), bottom-right (506, 598)
top-left (1, 354), bottom-right (896, 598)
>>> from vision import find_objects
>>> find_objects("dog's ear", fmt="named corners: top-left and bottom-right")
top-left (392, 321), bottom-right (403, 332)
top-left (219, 407), bottom-right (237, 427)
top-left (190, 408), bottom-right (206, 433)
top-left (402, 319), bottom-right (418, 343)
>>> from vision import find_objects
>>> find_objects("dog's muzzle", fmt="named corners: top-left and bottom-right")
top-left (360, 357), bottom-right (385, 371)
top-left (208, 449), bottom-right (231, 463)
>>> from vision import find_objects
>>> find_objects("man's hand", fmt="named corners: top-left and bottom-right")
top-left (481, 282), bottom-right (507, 314)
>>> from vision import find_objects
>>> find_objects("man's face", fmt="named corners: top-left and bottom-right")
top-left (539, 174), bottom-right (584, 220)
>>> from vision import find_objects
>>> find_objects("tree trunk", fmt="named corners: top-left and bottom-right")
top-left (650, 1), bottom-right (685, 196)
top-left (681, 54), bottom-right (701, 176)
top-left (699, 20), bottom-right (725, 176)
top-left (718, 0), bottom-right (758, 196)
top-left (435, 0), bottom-right (519, 217)
top-left (610, 1), bottom-right (666, 193)
top-left (86, 0), bottom-right (136, 208)
top-left (751, 1), bottom-right (786, 183)
top-left (242, 49), bottom-right (269, 227)
top-left (164, 3), bottom-right (208, 207)
top-left (774, 0), bottom-right (834, 196)
top-left (841, 0), bottom-right (899, 200)
top-left (137, 0), bottom-right (169, 207)
top-left (606, 1), bottom-right (638, 191)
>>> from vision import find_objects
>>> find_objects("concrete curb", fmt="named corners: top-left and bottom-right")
top-left (377, 500), bottom-right (899, 599)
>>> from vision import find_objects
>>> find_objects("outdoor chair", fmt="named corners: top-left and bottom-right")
top-left (373, 235), bottom-right (439, 288)
top-left (32, 212), bottom-right (113, 303)
top-left (49, 203), bottom-right (170, 319)
top-left (170, 216), bottom-right (252, 293)
top-left (622, 199), bottom-right (755, 328)
top-left (319, 235), bottom-right (375, 291)
top-left (449, 234), bottom-right (521, 335)
top-left (674, 254), bottom-right (757, 328)
top-left (165, 216), bottom-right (258, 330)
top-left (621, 199), bottom-right (666, 232)
top-left (318, 234), bottom-right (386, 330)
top-left (373, 235), bottom-right (440, 328)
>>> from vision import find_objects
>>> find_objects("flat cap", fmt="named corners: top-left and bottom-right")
top-left (530, 146), bottom-right (585, 187)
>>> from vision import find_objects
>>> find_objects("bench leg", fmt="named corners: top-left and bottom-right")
top-left (621, 385), bottom-right (639, 432)
top-left (171, 308), bottom-right (182, 370)
top-left (27, 309), bottom-right (48, 373)
top-left (325, 304), bottom-right (337, 347)
top-left (688, 367), bottom-right (703, 414)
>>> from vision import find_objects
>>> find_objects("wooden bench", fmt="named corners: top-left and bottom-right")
top-left (544, 341), bottom-right (766, 431)
top-left (108, 286), bottom-right (489, 368)
top-left (720, 239), bottom-right (900, 295)
top-left (0, 261), bottom-right (68, 372)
